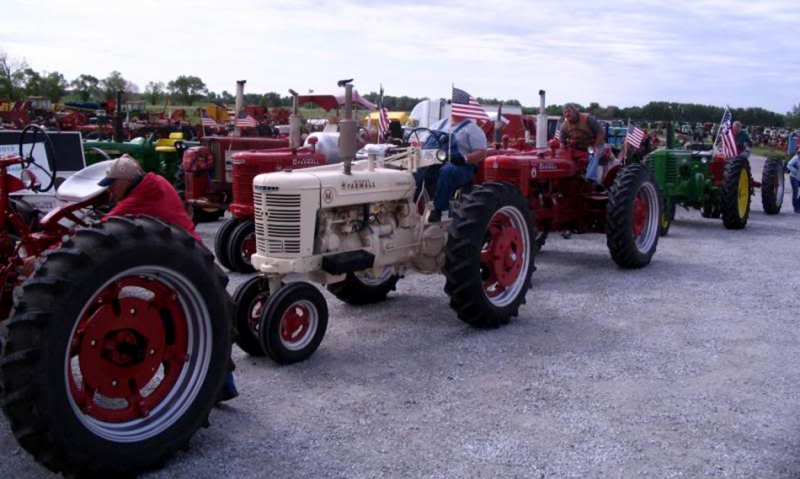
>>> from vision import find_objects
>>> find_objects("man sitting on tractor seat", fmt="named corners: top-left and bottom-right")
top-left (558, 103), bottom-right (606, 184)
top-left (98, 155), bottom-right (239, 403)
top-left (419, 111), bottom-right (488, 223)
top-left (731, 121), bottom-right (752, 159)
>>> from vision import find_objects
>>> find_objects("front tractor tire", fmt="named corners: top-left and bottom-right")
top-left (258, 282), bottom-right (328, 364)
top-left (0, 216), bottom-right (231, 478)
top-left (760, 158), bottom-right (785, 215)
top-left (327, 268), bottom-right (400, 305)
top-left (606, 164), bottom-right (661, 268)
top-left (214, 217), bottom-right (239, 271)
top-left (443, 182), bottom-right (537, 328)
top-left (226, 220), bottom-right (257, 274)
top-left (232, 276), bottom-right (279, 357)
top-left (720, 157), bottom-right (752, 229)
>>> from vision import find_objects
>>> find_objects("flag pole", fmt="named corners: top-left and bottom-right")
top-left (621, 117), bottom-right (630, 161)
top-left (449, 83), bottom-right (455, 163)
top-left (712, 106), bottom-right (729, 153)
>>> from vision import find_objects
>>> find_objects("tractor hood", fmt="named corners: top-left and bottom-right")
top-left (253, 159), bottom-right (415, 208)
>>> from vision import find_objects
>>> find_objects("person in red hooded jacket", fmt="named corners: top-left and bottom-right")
top-left (98, 155), bottom-right (239, 403)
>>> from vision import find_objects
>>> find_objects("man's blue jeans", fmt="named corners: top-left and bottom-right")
top-left (791, 177), bottom-right (800, 212)
top-left (586, 145), bottom-right (605, 182)
top-left (434, 163), bottom-right (476, 211)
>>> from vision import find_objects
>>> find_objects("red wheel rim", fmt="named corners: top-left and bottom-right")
top-left (280, 302), bottom-right (312, 345)
top-left (241, 233), bottom-right (256, 262)
top-left (632, 193), bottom-right (647, 237)
top-left (247, 292), bottom-right (268, 336)
top-left (68, 277), bottom-right (189, 423)
top-left (480, 210), bottom-right (526, 301)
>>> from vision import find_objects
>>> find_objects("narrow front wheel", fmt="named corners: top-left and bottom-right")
top-left (259, 282), bottom-right (328, 364)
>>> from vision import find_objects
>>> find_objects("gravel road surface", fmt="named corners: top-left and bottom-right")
top-left (2, 156), bottom-right (799, 478)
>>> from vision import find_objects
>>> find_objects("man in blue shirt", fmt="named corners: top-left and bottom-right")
top-left (424, 111), bottom-right (488, 222)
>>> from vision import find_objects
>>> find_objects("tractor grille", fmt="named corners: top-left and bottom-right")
top-left (648, 156), bottom-right (680, 184)
top-left (232, 163), bottom-right (261, 206)
top-left (484, 168), bottom-right (524, 188)
top-left (254, 191), bottom-right (302, 255)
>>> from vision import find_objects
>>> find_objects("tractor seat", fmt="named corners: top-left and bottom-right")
top-left (56, 160), bottom-right (113, 202)
top-left (154, 132), bottom-right (185, 153)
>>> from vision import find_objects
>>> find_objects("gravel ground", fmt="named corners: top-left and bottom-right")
top-left (2, 156), bottom-right (799, 478)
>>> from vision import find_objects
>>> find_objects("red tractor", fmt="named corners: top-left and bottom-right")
top-left (0, 126), bottom-right (115, 321)
top-left (214, 88), bottom-right (377, 273)
top-left (181, 135), bottom-right (290, 223)
top-left (478, 91), bottom-right (660, 267)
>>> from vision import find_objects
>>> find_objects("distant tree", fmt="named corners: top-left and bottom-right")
top-left (41, 71), bottom-right (68, 102)
top-left (100, 71), bottom-right (137, 100)
top-left (71, 74), bottom-right (100, 102)
top-left (219, 90), bottom-right (235, 104)
top-left (167, 75), bottom-right (207, 105)
top-left (786, 104), bottom-right (800, 128)
top-left (21, 68), bottom-right (44, 96)
top-left (144, 81), bottom-right (164, 105)
top-left (0, 50), bottom-right (29, 100)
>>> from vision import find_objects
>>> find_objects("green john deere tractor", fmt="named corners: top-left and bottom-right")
top-left (84, 132), bottom-right (199, 184)
top-left (645, 147), bottom-right (785, 235)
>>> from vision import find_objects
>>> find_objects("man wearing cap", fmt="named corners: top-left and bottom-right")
top-left (558, 104), bottom-right (606, 184)
top-left (731, 121), bottom-right (752, 159)
top-left (99, 155), bottom-right (199, 239)
top-left (99, 155), bottom-right (239, 403)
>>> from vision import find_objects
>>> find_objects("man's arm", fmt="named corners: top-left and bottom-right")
top-left (465, 122), bottom-right (488, 165)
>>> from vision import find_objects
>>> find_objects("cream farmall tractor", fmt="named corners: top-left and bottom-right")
top-left (233, 80), bottom-right (538, 363)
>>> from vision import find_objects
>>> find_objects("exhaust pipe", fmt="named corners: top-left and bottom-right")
top-left (288, 89), bottom-right (301, 149)
top-left (234, 80), bottom-right (245, 137)
top-left (536, 90), bottom-right (547, 149)
top-left (337, 79), bottom-right (357, 175)
top-left (493, 104), bottom-right (503, 146)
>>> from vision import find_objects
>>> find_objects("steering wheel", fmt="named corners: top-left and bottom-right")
top-left (408, 127), bottom-right (450, 163)
top-left (18, 124), bottom-right (58, 192)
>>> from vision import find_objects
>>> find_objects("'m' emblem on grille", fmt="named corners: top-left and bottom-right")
top-left (530, 167), bottom-right (537, 179)
top-left (323, 187), bottom-right (335, 204)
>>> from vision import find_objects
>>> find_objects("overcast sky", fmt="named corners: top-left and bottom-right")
top-left (3, 0), bottom-right (798, 113)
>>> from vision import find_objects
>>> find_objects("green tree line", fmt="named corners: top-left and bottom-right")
top-left (2, 49), bottom-right (798, 127)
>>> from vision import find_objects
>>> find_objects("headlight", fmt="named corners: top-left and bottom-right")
top-left (436, 150), bottom-right (448, 162)
top-left (20, 169), bottom-right (37, 190)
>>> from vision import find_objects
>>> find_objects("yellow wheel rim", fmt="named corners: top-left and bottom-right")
top-left (737, 170), bottom-right (748, 218)
top-left (661, 212), bottom-right (669, 229)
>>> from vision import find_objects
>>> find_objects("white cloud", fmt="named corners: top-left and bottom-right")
top-left (2, 0), bottom-right (797, 112)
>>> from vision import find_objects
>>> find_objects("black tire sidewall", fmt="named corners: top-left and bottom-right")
top-left (232, 276), bottom-right (270, 356)
top-left (227, 220), bottom-right (256, 274)
top-left (259, 282), bottom-right (328, 364)
top-left (214, 217), bottom-right (239, 271)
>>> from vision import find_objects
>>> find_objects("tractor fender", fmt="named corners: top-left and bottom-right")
top-left (602, 164), bottom-right (624, 189)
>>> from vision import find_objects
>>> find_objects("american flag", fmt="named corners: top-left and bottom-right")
top-left (718, 108), bottom-right (737, 158)
top-left (235, 111), bottom-right (258, 129)
top-left (378, 85), bottom-right (389, 139)
top-left (451, 87), bottom-right (490, 121)
top-left (554, 119), bottom-right (563, 141)
top-left (626, 123), bottom-right (646, 149)
top-left (200, 111), bottom-right (218, 127)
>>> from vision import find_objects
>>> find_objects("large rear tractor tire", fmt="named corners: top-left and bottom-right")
top-left (214, 217), bottom-right (239, 271)
top-left (226, 220), bottom-right (257, 274)
top-left (327, 268), bottom-right (400, 305)
top-left (721, 157), bottom-right (751, 229)
top-left (443, 182), bottom-right (537, 328)
top-left (0, 216), bottom-right (231, 478)
top-left (258, 282), bottom-right (328, 364)
top-left (606, 164), bottom-right (661, 268)
top-left (761, 158), bottom-right (785, 215)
